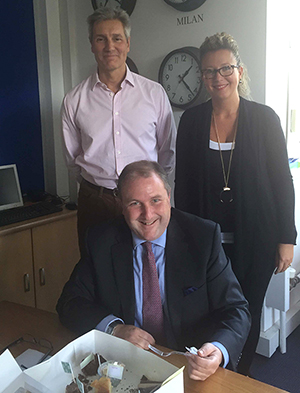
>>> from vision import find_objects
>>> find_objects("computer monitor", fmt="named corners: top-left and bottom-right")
top-left (0, 164), bottom-right (24, 211)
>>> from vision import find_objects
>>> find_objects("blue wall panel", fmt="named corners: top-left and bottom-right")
top-left (0, 0), bottom-right (44, 194)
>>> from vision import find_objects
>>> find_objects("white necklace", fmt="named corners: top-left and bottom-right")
top-left (212, 111), bottom-right (239, 203)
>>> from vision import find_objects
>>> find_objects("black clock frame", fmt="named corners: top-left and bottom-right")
top-left (163, 0), bottom-right (206, 12)
top-left (158, 46), bottom-right (203, 109)
top-left (91, 0), bottom-right (136, 15)
top-left (126, 57), bottom-right (139, 74)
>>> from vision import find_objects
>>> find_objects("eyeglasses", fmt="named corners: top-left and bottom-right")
top-left (0, 334), bottom-right (53, 366)
top-left (201, 64), bottom-right (239, 79)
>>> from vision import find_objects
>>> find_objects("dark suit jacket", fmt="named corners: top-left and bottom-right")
top-left (57, 208), bottom-right (250, 370)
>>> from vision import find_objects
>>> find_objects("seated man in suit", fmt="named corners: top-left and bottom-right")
top-left (57, 160), bottom-right (250, 381)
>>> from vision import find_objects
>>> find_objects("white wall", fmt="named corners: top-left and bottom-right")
top-left (33, 0), bottom-right (267, 198)
top-left (130, 0), bottom-right (266, 106)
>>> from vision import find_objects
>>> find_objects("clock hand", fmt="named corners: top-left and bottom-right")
top-left (181, 65), bottom-right (193, 80)
top-left (178, 65), bottom-right (193, 84)
top-left (182, 79), bottom-right (195, 96)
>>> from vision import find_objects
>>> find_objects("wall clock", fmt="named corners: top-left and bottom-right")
top-left (91, 0), bottom-right (136, 16)
top-left (158, 47), bottom-right (202, 109)
top-left (163, 0), bottom-right (206, 12)
top-left (126, 57), bottom-right (139, 74)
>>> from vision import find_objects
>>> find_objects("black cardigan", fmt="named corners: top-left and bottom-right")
top-left (175, 97), bottom-right (297, 280)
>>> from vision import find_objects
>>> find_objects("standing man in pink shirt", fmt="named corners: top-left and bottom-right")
top-left (61, 7), bottom-right (176, 253)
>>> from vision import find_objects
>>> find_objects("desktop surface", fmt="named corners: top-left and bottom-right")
top-left (0, 302), bottom-right (288, 393)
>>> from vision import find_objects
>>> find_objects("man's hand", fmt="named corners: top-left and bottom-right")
top-left (275, 243), bottom-right (294, 274)
top-left (112, 324), bottom-right (155, 349)
top-left (186, 343), bottom-right (223, 381)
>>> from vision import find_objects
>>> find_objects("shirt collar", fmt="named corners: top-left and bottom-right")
top-left (124, 65), bottom-right (135, 87)
top-left (91, 65), bottom-right (135, 91)
top-left (90, 71), bottom-right (101, 90)
top-left (132, 230), bottom-right (167, 250)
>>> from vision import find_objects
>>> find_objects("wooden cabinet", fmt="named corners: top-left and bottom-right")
top-left (0, 229), bottom-right (35, 307)
top-left (0, 209), bottom-right (80, 313)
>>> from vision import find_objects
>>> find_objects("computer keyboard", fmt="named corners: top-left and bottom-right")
top-left (0, 201), bottom-right (63, 227)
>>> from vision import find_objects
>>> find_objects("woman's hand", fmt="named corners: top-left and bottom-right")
top-left (275, 243), bottom-right (294, 274)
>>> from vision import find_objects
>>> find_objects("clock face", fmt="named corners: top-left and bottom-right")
top-left (163, 0), bottom-right (206, 12)
top-left (91, 0), bottom-right (136, 16)
top-left (158, 48), bottom-right (202, 109)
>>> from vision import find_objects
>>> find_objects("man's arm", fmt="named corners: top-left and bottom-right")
top-left (56, 258), bottom-right (111, 334)
top-left (57, 219), bottom-right (139, 336)
top-left (204, 224), bottom-right (251, 370)
top-left (183, 223), bottom-right (250, 380)
top-left (61, 96), bottom-right (82, 183)
top-left (155, 86), bottom-right (176, 175)
top-left (57, 262), bottom-right (156, 348)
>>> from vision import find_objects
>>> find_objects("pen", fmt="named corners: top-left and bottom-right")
top-left (185, 346), bottom-right (198, 355)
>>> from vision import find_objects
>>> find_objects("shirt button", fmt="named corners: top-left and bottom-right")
top-left (110, 92), bottom-right (113, 97)
top-left (115, 112), bottom-right (119, 115)
top-left (117, 150), bottom-right (121, 155)
top-left (116, 131), bottom-right (120, 135)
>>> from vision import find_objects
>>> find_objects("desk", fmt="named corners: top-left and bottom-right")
top-left (0, 301), bottom-right (287, 393)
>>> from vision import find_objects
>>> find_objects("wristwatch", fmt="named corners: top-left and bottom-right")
top-left (106, 320), bottom-right (123, 335)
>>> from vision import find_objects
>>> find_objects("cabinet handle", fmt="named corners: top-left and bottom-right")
top-left (24, 274), bottom-right (30, 292)
top-left (39, 268), bottom-right (46, 286)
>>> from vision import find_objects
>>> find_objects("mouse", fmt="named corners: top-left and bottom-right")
top-left (65, 202), bottom-right (78, 210)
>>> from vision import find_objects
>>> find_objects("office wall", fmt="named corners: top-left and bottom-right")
top-left (34, 0), bottom-right (266, 195)
top-left (33, 0), bottom-right (267, 198)
top-left (34, 0), bottom-right (266, 198)
top-left (66, 0), bottom-right (266, 103)
top-left (0, 0), bottom-right (44, 194)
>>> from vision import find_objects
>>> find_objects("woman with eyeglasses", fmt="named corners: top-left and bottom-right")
top-left (174, 32), bottom-right (296, 376)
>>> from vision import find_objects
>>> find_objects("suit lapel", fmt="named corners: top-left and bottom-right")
top-left (111, 223), bottom-right (135, 324)
top-left (109, 213), bottom-right (193, 342)
top-left (165, 212), bottom-right (190, 343)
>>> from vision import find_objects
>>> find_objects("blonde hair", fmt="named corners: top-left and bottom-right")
top-left (200, 32), bottom-right (251, 99)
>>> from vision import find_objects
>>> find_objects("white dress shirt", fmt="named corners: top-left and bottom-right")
top-left (62, 66), bottom-right (176, 188)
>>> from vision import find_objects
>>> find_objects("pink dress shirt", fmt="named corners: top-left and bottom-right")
top-left (62, 67), bottom-right (176, 189)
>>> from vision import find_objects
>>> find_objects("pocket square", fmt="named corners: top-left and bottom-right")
top-left (183, 286), bottom-right (199, 296)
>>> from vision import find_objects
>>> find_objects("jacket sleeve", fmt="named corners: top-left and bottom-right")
top-left (262, 106), bottom-right (297, 244)
top-left (156, 85), bottom-right (176, 175)
top-left (204, 223), bottom-right (251, 370)
top-left (56, 252), bottom-right (111, 334)
top-left (167, 211), bottom-right (251, 371)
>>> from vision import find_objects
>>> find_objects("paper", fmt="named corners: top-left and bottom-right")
top-left (0, 350), bottom-right (49, 393)
top-left (16, 349), bottom-right (50, 370)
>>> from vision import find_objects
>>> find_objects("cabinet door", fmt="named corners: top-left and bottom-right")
top-left (0, 230), bottom-right (35, 307)
top-left (32, 215), bottom-right (80, 312)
